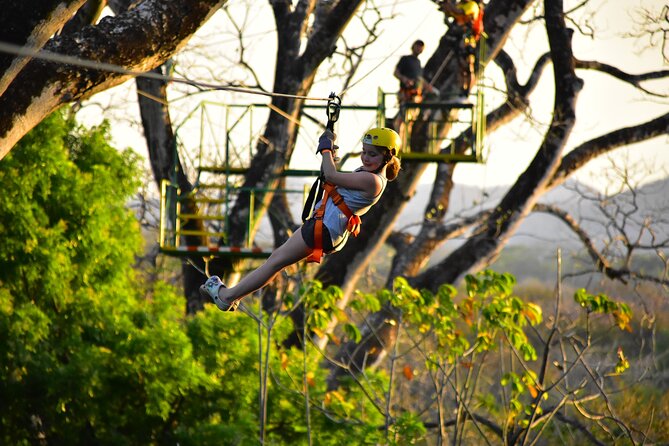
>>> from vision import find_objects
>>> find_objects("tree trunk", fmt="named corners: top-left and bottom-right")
top-left (411, 0), bottom-right (583, 290)
top-left (134, 67), bottom-right (210, 313)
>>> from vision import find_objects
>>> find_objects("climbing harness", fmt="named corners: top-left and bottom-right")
top-left (471, 6), bottom-right (484, 41)
top-left (301, 93), bottom-right (361, 264)
top-left (305, 181), bottom-right (361, 263)
top-left (399, 85), bottom-right (423, 104)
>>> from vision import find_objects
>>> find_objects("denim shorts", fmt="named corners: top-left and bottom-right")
top-left (301, 219), bottom-right (334, 253)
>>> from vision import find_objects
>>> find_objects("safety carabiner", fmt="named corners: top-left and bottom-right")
top-left (325, 92), bottom-right (341, 131)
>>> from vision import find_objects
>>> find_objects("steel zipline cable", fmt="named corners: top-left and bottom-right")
top-left (0, 41), bottom-right (334, 102)
top-left (0, 6), bottom-right (432, 104)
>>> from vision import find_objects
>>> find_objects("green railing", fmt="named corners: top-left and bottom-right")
top-left (159, 179), bottom-right (309, 258)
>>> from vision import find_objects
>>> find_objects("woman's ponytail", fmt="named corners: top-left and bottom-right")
top-left (385, 154), bottom-right (401, 181)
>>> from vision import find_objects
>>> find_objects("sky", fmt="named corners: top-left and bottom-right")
top-left (82, 0), bottom-right (669, 192)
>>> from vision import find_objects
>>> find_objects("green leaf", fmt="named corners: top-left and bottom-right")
top-left (344, 323), bottom-right (362, 343)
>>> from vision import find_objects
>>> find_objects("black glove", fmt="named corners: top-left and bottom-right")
top-left (317, 130), bottom-right (336, 153)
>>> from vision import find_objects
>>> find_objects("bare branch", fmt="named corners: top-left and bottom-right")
top-left (533, 202), bottom-right (669, 286)
top-left (550, 111), bottom-right (669, 188)
top-left (624, 4), bottom-right (669, 64)
top-left (223, 4), bottom-right (267, 91)
top-left (533, 203), bottom-right (625, 281)
top-left (552, 411), bottom-right (609, 446)
top-left (329, 1), bottom-right (387, 92)
top-left (575, 59), bottom-right (669, 97)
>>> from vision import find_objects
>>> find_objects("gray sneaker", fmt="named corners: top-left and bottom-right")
top-left (199, 276), bottom-right (238, 311)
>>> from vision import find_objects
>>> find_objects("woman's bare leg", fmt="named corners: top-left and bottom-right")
top-left (218, 227), bottom-right (312, 303)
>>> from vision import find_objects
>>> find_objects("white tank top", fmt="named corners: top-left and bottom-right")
top-left (318, 172), bottom-right (387, 249)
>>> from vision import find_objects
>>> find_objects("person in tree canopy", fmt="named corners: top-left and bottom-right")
top-left (439, 0), bottom-right (484, 102)
top-left (199, 127), bottom-right (402, 311)
top-left (394, 40), bottom-right (428, 105)
top-left (393, 40), bottom-right (434, 138)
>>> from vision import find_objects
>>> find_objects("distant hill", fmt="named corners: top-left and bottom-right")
top-left (396, 176), bottom-right (669, 249)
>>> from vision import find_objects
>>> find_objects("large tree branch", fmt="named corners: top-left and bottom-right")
top-left (0, 0), bottom-right (225, 157)
top-left (550, 111), bottom-right (669, 188)
top-left (0, 0), bottom-right (87, 97)
top-left (533, 203), bottom-right (623, 280)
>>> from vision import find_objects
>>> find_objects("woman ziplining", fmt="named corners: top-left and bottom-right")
top-left (199, 125), bottom-right (402, 312)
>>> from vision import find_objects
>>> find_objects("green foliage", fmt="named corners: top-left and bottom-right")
top-left (300, 280), bottom-right (345, 337)
top-left (1, 112), bottom-right (196, 443)
top-left (500, 370), bottom-right (546, 424)
top-left (574, 287), bottom-right (632, 332)
top-left (385, 272), bottom-right (543, 365)
top-left (0, 112), bottom-right (258, 445)
top-left (387, 411), bottom-right (427, 445)
top-left (573, 288), bottom-right (633, 377)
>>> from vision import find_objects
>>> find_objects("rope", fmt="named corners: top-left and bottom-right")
top-left (0, 41), bottom-right (332, 102)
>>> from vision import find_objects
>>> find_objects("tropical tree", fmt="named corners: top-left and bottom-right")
top-left (0, 111), bottom-right (214, 443)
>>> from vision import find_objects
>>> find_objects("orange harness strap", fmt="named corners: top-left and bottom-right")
top-left (306, 182), bottom-right (362, 264)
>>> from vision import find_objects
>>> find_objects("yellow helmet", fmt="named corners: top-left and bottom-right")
top-left (459, 1), bottom-right (480, 17)
top-left (362, 127), bottom-right (401, 156)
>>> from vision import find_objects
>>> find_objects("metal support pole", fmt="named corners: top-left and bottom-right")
top-left (248, 189), bottom-right (255, 248)
top-left (160, 179), bottom-right (167, 248)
